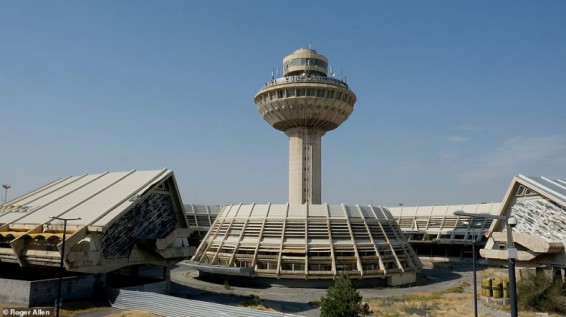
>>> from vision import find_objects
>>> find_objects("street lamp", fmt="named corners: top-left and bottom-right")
top-left (454, 210), bottom-right (481, 317)
top-left (50, 216), bottom-right (81, 317)
top-left (2, 184), bottom-right (10, 203)
top-left (454, 211), bottom-right (518, 317)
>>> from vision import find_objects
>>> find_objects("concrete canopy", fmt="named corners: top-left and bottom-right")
top-left (481, 175), bottom-right (566, 267)
top-left (0, 169), bottom-right (192, 273)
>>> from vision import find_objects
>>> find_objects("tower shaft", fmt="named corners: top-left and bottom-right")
top-left (286, 128), bottom-right (325, 204)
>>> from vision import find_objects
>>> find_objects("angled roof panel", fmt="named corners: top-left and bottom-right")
top-left (16, 172), bottom-right (133, 226)
top-left (267, 204), bottom-right (287, 218)
top-left (519, 175), bottom-right (566, 203)
top-left (308, 204), bottom-right (327, 217)
top-left (287, 204), bottom-right (306, 217)
top-left (250, 203), bottom-right (269, 218)
top-left (327, 204), bottom-right (344, 217)
top-left (0, 169), bottom-right (192, 273)
top-left (89, 169), bottom-right (171, 226)
top-left (235, 204), bottom-right (254, 218)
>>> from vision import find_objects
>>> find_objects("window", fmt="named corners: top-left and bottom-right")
top-left (308, 263), bottom-right (331, 271)
top-left (317, 89), bottom-right (325, 97)
top-left (286, 89), bottom-right (296, 97)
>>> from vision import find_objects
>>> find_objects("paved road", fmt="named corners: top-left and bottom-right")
top-left (169, 261), bottom-right (475, 317)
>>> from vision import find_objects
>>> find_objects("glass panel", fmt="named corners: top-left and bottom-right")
top-left (286, 89), bottom-right (296, 97)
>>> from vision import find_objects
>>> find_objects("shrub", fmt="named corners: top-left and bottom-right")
top-left (517, 270), bottom-right (566, 314)
top-left (320, 272), bottom-right (372, 317)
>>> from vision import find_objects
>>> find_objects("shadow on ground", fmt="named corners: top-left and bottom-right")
top-left (169, 281), bottom-right (319, 315)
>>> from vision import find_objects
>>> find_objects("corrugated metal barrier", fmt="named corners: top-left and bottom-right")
top-left (107, 288), bottom-right (303, 317)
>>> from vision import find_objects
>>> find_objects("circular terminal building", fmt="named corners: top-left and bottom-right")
top-left (191, 204), bottom-right (421, 286)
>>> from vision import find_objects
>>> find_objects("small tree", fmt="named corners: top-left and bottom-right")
top-left (517, 270), bottom-right (566, 314)
top-left (320, 272), bottom-right (372, 317)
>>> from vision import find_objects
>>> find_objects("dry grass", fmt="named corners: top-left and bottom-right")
top-left (236, 294), bottom-right (277, 312)
top-left (367, 290), bottom-right (485, 317)
top-left (366, 280), bottom-right (563, 317)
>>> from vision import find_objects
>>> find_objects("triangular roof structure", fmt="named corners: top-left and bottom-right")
top-left (0, 169), bottom-right (192, 273)
top-left (481, 175), bottom-right (566, 267)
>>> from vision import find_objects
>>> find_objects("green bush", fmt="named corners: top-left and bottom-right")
top-left (320, 272), bottom-right (372, 317)
top-left (517, 271), bottom-right (566, 314)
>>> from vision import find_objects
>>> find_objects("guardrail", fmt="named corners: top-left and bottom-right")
top-left (263, 75), bottom-right (348, 89)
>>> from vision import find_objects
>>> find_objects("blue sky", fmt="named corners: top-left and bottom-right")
top-left (1, 1), bottom-right (565, 206)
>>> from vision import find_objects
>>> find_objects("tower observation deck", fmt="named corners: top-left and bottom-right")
top-left (254, 48), bottom-right (357, 204)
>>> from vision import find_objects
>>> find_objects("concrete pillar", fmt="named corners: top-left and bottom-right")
top-left (163, 266), bottom-right (171, 294)
top-left (286, 128), bottom-right (325, 204)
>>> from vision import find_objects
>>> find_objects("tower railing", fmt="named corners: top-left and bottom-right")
top-left (262, 75), bottom-right (349, 89)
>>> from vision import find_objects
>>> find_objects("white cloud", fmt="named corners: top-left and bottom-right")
top-left (456, 135), bottom-right (566, 183)
top-left (447, 135), bottom-right (467, 143)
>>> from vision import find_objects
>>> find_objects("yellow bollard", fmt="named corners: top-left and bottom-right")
top-left (492, 277), bottom-right (503, 298)
top-left (481, 277), bottom-right (492, 297)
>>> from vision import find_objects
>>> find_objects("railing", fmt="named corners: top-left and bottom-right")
top-left (263, 75), bottom-right (349, 89)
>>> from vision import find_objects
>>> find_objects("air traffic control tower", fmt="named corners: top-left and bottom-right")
top-left (254, 48), bottom-right (357, 204)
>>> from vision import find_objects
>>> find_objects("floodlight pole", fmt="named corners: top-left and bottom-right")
top-left (2, 184), bottom-right (10, 203)
top-left (454, 211), bottom-right (518, 317)
top-left (472, 226), bottom-right (478, 317)
top-left (506, 221), bottom-right (518, 317)
top-left (50, 216), bottom-right (81, 317)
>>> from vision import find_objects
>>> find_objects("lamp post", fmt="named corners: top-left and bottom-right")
top-left (454, 211), bottom-right (480, 317)
top-left (50, 216), bottom-right (81, 317)
top-left (454, 211), bottom-right (518, 317)
top-left (2, 184), bottom-right (10, 202)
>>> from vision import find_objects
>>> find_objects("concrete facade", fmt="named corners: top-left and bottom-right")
top-left (191, 204), bottom-right (421, 286)
top-left (0, 275), bottom-right (104, 307)
top-left (254, 48), bottom-right (357, 204)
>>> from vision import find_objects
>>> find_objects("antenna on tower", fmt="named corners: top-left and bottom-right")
top-left (272, 68), bottom-right (274, 79)
top-left (330, 65), bottom-right (335, 77)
